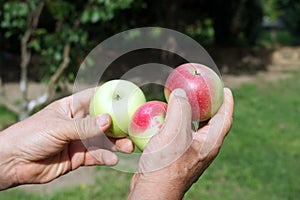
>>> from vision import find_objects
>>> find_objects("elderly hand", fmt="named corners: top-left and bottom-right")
top-left (128, 88), bottom-right (234, 200)
top-left (0, 88), bottom-right (134, 190)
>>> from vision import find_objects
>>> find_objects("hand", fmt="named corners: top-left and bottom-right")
top-left (128, 88), bottom-right (234, 199)
top-left (0, 88), bottom-right (134, 190)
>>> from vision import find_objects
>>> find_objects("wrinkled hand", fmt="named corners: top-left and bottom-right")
top-left (129, 88), bottom-right (234, 199)
top-left (0, 88), bottom-right (134, 190)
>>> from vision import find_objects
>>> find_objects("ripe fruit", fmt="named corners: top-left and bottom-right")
top-left (164, 63), bottom-right (223, 122)
top-left (128, 101), bottom-right (167, 151)
top-left (89, 79), bottom-right (146, 138)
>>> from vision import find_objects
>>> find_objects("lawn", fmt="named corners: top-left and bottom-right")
top-left (185, 70), bottom-right (300, 200)
top-left (0, 104), bottom-right (17, 130)
top-left (0, 70), bottom-right (299, 199)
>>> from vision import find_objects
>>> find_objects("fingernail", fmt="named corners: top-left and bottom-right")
top-left (97, 114), bottom-right (110, 127)
top-left (173, 88), bottom-right (187, 99)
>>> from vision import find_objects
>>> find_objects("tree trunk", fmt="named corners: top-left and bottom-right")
top-left (19, 2), bottom-right (45, 120)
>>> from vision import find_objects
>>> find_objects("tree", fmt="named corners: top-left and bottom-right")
top-left (276, 0), bottom-right (300, 35)
top-left (240, 0), bottom-right (263, 45)
top-left (0, 0), bottom-right (134, 120)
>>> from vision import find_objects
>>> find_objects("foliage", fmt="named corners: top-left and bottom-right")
top-left (0, 0), bottom-right (136, 119)
top-left (1, 0), bottom-right (134, 81)
top-left (2, 0), bottom-right (299, 59)
top-left (275, 0), bottom-right (300, 35)
top-left (263, 0), bottom-right (281, 22)
top-left (1, 0), bottom-right (300, 117)
top-left (258, 29), bottom-right (300, 47)
top-left (239, 0), bottom-right (263, 45)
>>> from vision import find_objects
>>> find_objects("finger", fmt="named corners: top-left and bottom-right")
top-left (140, 89), bottom-right (193, 172)
top-left (109, 137), bottom-right (135, 153)
top-left (161, 88), bottom-right (193, 139)
top-left (144, 88), bottom-right (192, 151)
top-left (85, 148), bottom-right (119, 166)
top-left (72, 113), bottom-right (111, 141)
top-left (69, 140), bottom-right (119, 168)
top-left (194, 88), bottom-right (234, 157)
top-left (65, 114), bottom-right (116, 151)
top-left (129, 173), bottom-right (139, 192)
top-left (66, 114), bottom-right (134, 166)
top-left (72, 114), bottom-right (135, 154)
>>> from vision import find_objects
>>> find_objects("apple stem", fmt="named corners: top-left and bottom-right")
top-left (194, 70), bottom-right (201, 76)
top-left (115, 94), bottom-right (121, 100)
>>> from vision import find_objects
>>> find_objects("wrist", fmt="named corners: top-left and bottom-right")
top-left (128, 173), bottom-right (185, 200)
top-left (0, 129), bottom-right (19, 190)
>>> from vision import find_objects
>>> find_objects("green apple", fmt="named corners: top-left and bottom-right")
top-left (89, 79), bottom-right (146, 138)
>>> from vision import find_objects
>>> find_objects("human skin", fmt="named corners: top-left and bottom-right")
top-left (0, 86), bottom-right (234, 199)
top-left (0, 88), bottom-right (134, 190)
top-left (128, 88), bottom-right (234, 200)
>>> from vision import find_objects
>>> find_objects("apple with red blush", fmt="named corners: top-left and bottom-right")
top-left (128, 101), bottom-right (167, 151)
top-left (164, 63), bottom-right (223, 122)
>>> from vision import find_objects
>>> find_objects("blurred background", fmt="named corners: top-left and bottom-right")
top-left (0, 0), bottom-right (299, 199)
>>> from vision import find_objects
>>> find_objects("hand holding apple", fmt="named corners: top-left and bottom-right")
top-left (89, 63), bottom-right (223, 150)
top-left (130, 63), bottom-right (224, 151)
top-left (128, 88), bottom-right (234, 200)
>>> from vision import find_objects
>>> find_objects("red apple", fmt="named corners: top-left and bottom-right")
top-left (164, 63), bottom-right (223, 122)
top-left (128, 101), bottom-right (167, 151)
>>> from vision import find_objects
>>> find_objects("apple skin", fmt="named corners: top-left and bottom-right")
top-left (128, 101), bottom-right (167, 151)
top-left (164, 63), bottom-right (223, 122)
top-left (89, 79), bottom-right (146, 138)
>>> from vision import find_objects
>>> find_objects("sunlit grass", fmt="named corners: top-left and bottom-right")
top-left (0, 105), bottom-right (17, 130)
top-left (185, 70), bottom-right (300, 200)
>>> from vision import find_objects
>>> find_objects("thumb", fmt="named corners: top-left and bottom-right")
top-left (140, 89), bottom-right (193, 172)
top-left (72, 114), bottom-right (121, 152)
top-left (161, 88), bottom-right (193, 138)
top-left (69, 114), bottom-right (121, 166)
top-left (70, 114), bottom-right (111, 141)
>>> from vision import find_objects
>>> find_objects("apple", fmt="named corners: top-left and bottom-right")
top-left (164, 63), bottom-right (223, 122)
top-left (89, 79), bottom-right (146, 138)
top-left (128, 101), bottom-right (167, 151)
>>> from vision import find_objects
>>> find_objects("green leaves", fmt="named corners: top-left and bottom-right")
top-left (0, 0), bottom-right (135, 82)
top-left (81, 6), bottom-right (105, 23)
top-left (276, 0), bottom-right (300, 35)
top-left (45, 0), bottom-right (75, 21)
top-left (1, 1), bottom-right (29, 35)
top-left (81, 0), bottom-right (133, 24)
top-left (29, 39), bottom-right (41, 51)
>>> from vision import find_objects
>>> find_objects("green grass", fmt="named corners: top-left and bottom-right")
top-left (1, 71), bottom-right (300, 199)
top-left (0, 167), bottom-right (132, 200)
top-left (0, 105), bottom-right (17, 129)
top-left (185, 71), bottom-right (300, 199)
